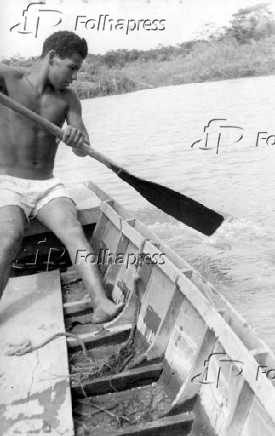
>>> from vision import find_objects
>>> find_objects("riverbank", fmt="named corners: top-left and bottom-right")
top-left (73, 36), bottom-right (275, 99)
top-left (3, 36), bottom-right (275, 99)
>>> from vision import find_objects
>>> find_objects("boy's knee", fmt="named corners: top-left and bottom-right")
top-left (0, 226), bottom-right (23, 255)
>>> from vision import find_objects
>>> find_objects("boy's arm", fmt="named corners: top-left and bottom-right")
top-left (65, 89), bottom-right (90, 157)
top-left (0, 63), bottom-right (14, 78)
top-left (0, 63), bottom-right (21, 81)
top-left (0, 63), bottom-right (21, 94)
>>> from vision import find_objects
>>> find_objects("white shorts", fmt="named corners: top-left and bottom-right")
top-left (0, 175), bottom-right (73, 221)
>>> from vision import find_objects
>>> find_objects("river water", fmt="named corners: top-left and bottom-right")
top-left (55, 75), bottom-right (275, 353)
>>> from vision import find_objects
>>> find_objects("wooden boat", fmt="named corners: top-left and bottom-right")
top-left (1, 180), bottom-right (275, 436)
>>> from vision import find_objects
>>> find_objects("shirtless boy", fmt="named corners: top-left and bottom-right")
top-left (0, 31), bottom-right (123, 323)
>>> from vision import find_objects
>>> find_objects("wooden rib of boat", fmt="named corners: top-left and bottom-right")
top-left (1, 180), bottom-right (275, 436)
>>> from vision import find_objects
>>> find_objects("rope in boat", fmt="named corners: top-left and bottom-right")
top-left (5, 271), bottom-right (140, 362)
top-left (6, 241), bottom-right (146, 371)
top-left (5, 332), bottom-right (88, 356)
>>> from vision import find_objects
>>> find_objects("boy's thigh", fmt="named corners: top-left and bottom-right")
top-left (36, 197), bottom-right (79, 231)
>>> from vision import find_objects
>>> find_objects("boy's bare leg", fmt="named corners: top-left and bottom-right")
top-left (37, 198), bottom-right (124, 323)
top-left (0, 206), bottom-right (25, 299)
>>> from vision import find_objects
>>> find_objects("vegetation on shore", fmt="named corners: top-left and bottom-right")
top-left (3, 3), bottom-right (275, 99)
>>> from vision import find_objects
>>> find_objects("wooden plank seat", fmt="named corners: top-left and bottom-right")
top-left (0, 270), bottom-right (73, 435)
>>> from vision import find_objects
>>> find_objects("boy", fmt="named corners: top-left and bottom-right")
top-left (0, 31), bottom-right (123, 323)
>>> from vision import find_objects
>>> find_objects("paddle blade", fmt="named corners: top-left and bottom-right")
top-left (116, 169), bottom-right (224, 236)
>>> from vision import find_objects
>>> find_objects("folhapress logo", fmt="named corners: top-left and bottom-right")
top-left (9, 2), bottom-right (166, 38)
top-left (191, 119), bottom-right (244, 154)
top-left (10, 2), bottom-right (63, 38)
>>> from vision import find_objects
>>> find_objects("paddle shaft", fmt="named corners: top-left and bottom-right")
top-left (0, 92), bottom-right (121, 173)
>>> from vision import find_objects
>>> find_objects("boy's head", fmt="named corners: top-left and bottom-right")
top-left (42, 31), bottom-right (88, 90)
top-left (42, 31), bottom-right (88, 60)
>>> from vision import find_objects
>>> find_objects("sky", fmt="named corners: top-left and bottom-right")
top-left (0, 0), bottom-right (275, 58)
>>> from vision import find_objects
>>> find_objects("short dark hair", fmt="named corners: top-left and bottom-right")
top-left (42, 31), bottom-right (88, 59)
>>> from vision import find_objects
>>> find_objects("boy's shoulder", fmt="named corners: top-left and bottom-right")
top-left (62, 87), bottom-right (81, 109)
top-left (0, 63), bottom-right (24, 79)
top-left (0, 65), bottom-right (24, 95)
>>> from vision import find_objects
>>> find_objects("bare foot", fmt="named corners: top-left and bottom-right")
top-left (92, 298), bottom-right (124, 324)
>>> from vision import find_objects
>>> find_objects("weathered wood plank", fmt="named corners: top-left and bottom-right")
top-left (145, 284), bottom-right (184, 361)
top-left (99, 201), bottom-right (144, 248)
top-left (198, 341), bottom-right (248, 435)
top-left (97, 412), bottom-right (194, 436)
top-left (98, 218), bottom-right (124, 278)
top-left (176, 273), bottom-right (275, 424)
top-left (0, 270), bottom-right (73, 435)
top-left (143, 240), bottom-right (179, 284)
top-left (171, 328), bottom-right (216, 406)
top-left (67, 323), bottom-right (132, 350)
top-left (91, 210), bottom-right (109, 254)
top-left (162, 296), bottom-right (214, 403)
top-left (134, 220), bottom-right (186, 270)
top-left (226, 381), bottom-right (255, 436)
top-left (110, 240), bottom-right (141, 306)
top-left (100, 200), bottom-right (122, 231)
top-left (136, 268), bottom-right (179, 359)
top-left (104, 233), bottom-right (129, 300)
top-left (121, 218), bottom-right (145, 248)
top-left (101, 220), bottom-right (122, 256)
top-left (84, 180), bottom-right (133, 221)
top-left (72, 362), bottom-right (163, 398)
top-left (138, 260), bottom-right (154, 299)
top-left (63, 296), bottom-right (93, 316)
top-left (240, 397), bottom-right (275, 436)
top-left (84, 180), bottom-right (113, 203)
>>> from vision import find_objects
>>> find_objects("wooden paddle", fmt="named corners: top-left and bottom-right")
top-left (0, 92), bottom-right (224, 235)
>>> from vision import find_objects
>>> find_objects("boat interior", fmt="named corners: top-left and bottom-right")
top-left (1, 181), bottom-right (275, 436)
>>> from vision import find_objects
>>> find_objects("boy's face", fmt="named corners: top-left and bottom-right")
top-left (49, 52), bottom-right (83, 90)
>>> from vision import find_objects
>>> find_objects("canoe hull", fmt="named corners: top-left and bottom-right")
top-left (3, 180), bottom-right (275, 436)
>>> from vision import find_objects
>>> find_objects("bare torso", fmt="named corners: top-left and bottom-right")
top-left (0, 69), bottom-right (70, 180)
